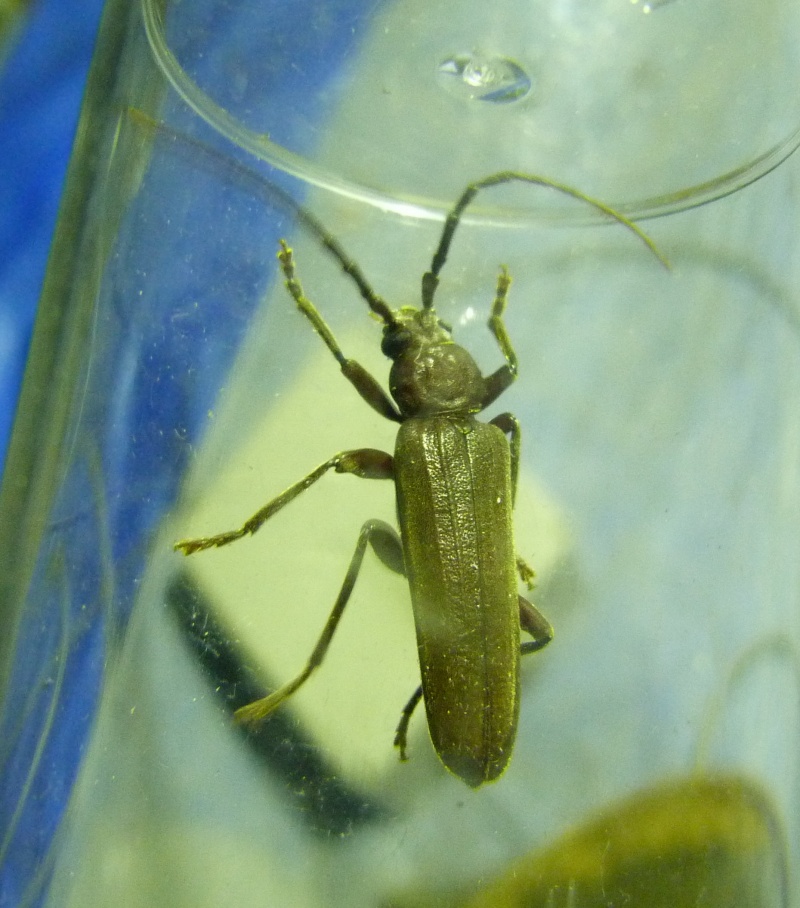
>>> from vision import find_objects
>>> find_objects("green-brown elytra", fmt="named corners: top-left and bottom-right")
top-left (175, 172), bottom-right (666, 787)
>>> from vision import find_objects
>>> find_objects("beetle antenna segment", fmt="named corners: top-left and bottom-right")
top-left (422, 170), bottom-right (669, 309)
top-left (291, 205), bottom-right (398, 327)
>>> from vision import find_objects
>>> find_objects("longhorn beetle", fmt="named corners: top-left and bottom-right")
top-left (176, 171), bottom-right (666, 787)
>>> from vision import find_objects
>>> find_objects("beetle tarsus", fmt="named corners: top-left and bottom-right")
top-left (516, 556), bottom-right (536, 590)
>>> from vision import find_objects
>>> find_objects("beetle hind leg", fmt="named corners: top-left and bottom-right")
top-left (394, 685), bottom-right (423, 761)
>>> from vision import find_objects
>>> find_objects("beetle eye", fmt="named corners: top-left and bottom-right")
top-left (382, 326), bottom-right (412, 359)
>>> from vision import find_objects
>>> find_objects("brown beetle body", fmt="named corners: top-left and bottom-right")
top-left (396, 416), bottom-right (519, 786)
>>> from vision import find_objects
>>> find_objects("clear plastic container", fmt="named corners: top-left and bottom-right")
top-left (1, 0), bottom-right (799, 905)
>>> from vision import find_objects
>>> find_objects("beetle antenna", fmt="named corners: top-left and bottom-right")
top-left (421, 170), bottom-right (669, 310)
top-left (290, 205), bottom-right (397, 325)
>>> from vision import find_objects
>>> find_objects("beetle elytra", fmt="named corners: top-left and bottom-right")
top-left (176, 172), bottom-right (665, 787)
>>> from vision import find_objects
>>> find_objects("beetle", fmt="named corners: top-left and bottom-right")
top-left (175, 171), bottom-right (665, 787)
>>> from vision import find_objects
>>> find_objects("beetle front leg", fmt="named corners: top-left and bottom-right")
top-left (175, 448), bottom-right (393, 554)
top-left (235, 519), bottom-right (404, 727)
top-left (519, 596), bottom-right (554, 655)
top-left (481, 266), bottom-right (519, 408)
top-left (278, 240), bottom-right (402, 423)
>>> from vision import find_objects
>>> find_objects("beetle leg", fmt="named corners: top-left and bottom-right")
top-left (516, 556), bottom-right (536, 590)
top-left (234, 518), bottom-right (402, 728)
top-left (175, 449), bottom-right (393, 554)
top-left (368, 522), bottom-right (405, 576)
top-left (488, 412), bottom-right (520, 505)
top-left (481, 266), bottom-right (519, 408)
top-left (393, 685), bottom-right (423, 761)
top-left (488, 415), bottom-right (536, 589)
top-left (488, 265), bottom-right (517, 373)
top-left (519, 596), bottom-right (554, 655)
top-left (278, 240), bottom-right (402, 423)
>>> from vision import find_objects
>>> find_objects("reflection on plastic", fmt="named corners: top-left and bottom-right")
top-left (143, 0), bottom-right (800, 220)
top-left (436, 54), bottom-right (532, 104)
top-left (632, 0), bottom-right (681, 12)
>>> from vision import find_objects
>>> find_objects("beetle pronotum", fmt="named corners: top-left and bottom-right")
top-left (176, 172), bottom-right (665, 787)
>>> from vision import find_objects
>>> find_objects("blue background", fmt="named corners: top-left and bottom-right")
top-left (0, 0), bottom-right (105, 474)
